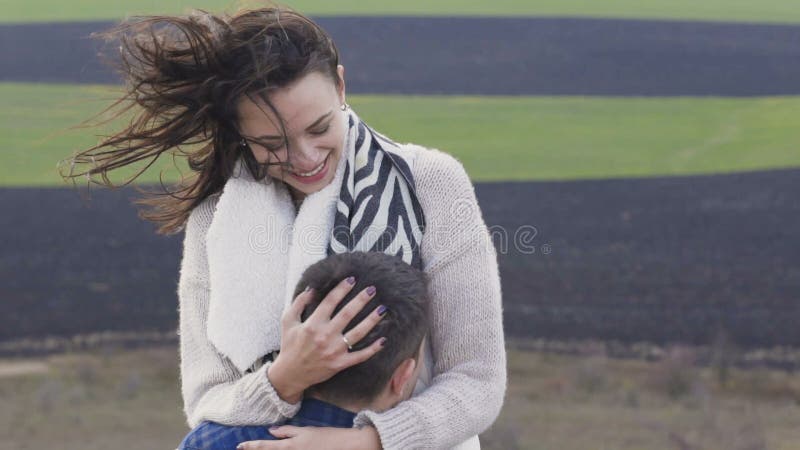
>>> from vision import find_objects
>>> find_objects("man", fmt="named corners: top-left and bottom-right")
top-left (177, 251), bottom-right (429, 450)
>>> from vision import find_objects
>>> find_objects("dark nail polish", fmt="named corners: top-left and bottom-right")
top-left (379, 337), bottom-right (387, 346)
top-left (377, 305), bottom-right (388, 316)
top-left (367, 285), bottom-right (376, 296)
top-left (346, 276), bottom-right (356, 285)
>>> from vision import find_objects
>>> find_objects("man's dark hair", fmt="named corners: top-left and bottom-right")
top-left (292, 251), bottom-right (429, 404)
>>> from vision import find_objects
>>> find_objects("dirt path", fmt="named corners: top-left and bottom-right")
top-left (0, 360), bottom-right (49, 377)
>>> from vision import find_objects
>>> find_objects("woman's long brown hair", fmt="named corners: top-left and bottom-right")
top-left (59, 5), bottom-right (341, 234)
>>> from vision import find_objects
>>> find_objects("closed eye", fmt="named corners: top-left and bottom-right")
top-left (248, 140), bottom-right (284, 153)
top-left (310, 124), bottom-right (330, 135)
top-left (246, 122), bottom-right (331, 151)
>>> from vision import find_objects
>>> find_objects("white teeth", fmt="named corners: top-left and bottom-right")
top-left (293, 159), bottom-right (326, 177)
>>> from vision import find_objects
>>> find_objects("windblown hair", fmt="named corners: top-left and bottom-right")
top-left (58, 4), bottom-right (341, 234)
top-left (294, 251), bottom-right (430, 405)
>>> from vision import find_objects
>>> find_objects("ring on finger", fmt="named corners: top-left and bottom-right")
top-left (341, 334), bottom-right (353, 351)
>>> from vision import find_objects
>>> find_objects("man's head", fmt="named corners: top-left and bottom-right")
top-left (292, 251), bottom-right (429, 411)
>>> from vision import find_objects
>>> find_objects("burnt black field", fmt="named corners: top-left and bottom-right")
top-left (2, 168), bottom-right (798, 352)
top-left (3, 16), bottom-right (800, 95)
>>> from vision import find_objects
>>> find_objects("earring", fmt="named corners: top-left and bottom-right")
top-left (340, 102), bottom-right (350, 111)
top-left (240, 138), bottom-right (247, 148)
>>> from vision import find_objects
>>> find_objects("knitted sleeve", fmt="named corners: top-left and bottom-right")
top-left (352, 146), bottom-right (508, 449)
top-left (177, 194), bottom-right (301, 429)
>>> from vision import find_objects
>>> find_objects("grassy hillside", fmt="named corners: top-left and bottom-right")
top-left (4, 82), bottom-right (800, 186)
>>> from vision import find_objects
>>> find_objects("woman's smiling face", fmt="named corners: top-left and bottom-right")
top-left (236, 66), bottom-right (347, 197)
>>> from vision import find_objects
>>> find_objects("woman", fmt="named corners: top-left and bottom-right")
top-left (62, 6), bottom-right (506, 449)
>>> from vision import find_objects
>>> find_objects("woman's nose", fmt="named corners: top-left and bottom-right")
top-left (289, 141), bottom-right (322, 168)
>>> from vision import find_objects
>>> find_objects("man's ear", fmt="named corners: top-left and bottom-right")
top-left (336, 64), bottom-right (346, 105)
top-left (389, 357), bottom-right (417, 398)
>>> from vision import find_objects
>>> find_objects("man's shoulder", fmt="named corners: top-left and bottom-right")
top-left (289, 397), bottom-right (358, 428)
top-left (178, 420), bottom-right (279, 450)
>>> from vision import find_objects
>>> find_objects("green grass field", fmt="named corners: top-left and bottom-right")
top-left (4, 82), bottom-right (800, 187)
top-left (4, 0), bottom-right (800, 24)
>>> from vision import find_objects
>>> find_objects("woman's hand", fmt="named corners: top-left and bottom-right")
top-left (267, 276), bottom-right (388, 403)
top-left (236, 425), bottom-right (382, 450)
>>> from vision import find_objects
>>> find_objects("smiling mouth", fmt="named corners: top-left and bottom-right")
top-left (290, 157), bottom-right (327, 177)
top-left (287, 153), bottom-right (331, 183)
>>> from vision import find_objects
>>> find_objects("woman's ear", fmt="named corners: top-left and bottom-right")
top-left (336, 64), bottom-right (347, 105)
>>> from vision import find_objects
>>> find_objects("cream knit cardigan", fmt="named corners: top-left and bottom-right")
top-left (177, 143), bottom-right (507, 449)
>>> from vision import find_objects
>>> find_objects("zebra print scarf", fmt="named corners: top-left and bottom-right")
top-left (329, 109), bottom-right (426, 269)
top-left (206, 108), bottom-right (427, 373)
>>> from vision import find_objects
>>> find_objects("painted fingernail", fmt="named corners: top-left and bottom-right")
top-left (346, 276), bottom-right (356, 285)
top-left (380, 337), bottom-right (387, 346)
top-left (367, 285), bottom-right (376, 296)
top-left (377, 305), bottom-right (388, 316)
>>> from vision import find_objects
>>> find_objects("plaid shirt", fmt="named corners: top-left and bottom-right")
top-left (177, 398), bottom-right (357, 450)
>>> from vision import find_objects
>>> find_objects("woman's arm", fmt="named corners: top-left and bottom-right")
top-left (178, 195), bottom-right (301, 429)
top-left (351, 147), bottom-right (508, 449)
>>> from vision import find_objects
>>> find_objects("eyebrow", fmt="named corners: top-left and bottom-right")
top-left (254, 110), bottom-right (334, 140)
